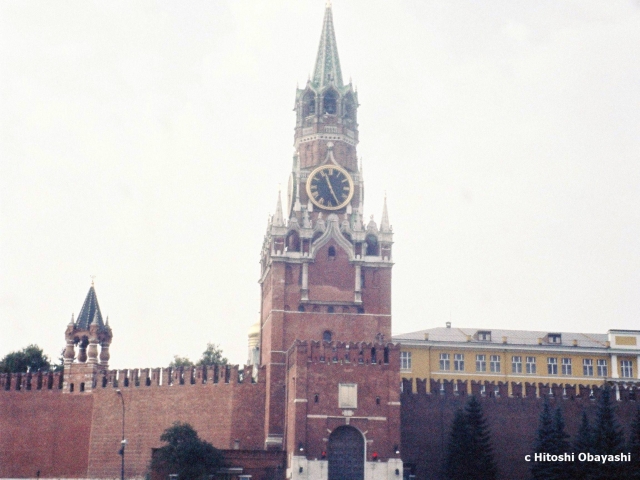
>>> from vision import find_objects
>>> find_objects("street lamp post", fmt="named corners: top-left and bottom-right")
top-left (116, 389), bottom-right (126, 480)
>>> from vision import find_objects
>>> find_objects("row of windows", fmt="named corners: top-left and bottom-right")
top-left (400, 352), bottom-right (635, 378)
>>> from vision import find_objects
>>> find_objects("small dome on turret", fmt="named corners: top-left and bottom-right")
top-left (248, 321), bottom-right (260, 338)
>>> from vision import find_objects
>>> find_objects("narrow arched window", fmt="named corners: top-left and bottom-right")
top-left (343, 95), bottom-right (356, 122)
top-left (303, 92), bottom-right (316, 117)
top-left (323, 331), bottom-right (332, 342)
top-left (328, 246), bottom-right (336, 260)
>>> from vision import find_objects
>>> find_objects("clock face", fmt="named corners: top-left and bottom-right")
top-left (306, 164), bottom-right (354, 210)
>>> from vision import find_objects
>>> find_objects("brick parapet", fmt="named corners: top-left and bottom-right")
top-left (402, 376), bottom-right (639, 401)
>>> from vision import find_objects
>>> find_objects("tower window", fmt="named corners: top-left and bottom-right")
top-left (298, 305), bottom-right (305, 312)
top-left (314, 393), bottom-right (319, 403)
top-left (323, 331), bottom-right (332, 342)
top-left (327, 306), bottom-right (334, 313)
top-left (328, 246), bottom-right (336, 259)
top-left (323, 90), bottom-right (338, 114)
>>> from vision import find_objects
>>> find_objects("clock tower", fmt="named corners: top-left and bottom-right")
top-left (257, 5), bottom-right (400, 478)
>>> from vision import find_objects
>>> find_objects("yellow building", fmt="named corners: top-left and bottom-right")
top-left (393, 324), bottom-right (640, 399)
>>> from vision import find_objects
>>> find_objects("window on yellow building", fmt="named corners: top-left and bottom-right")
top-left (561, 358), bottom-right (572, 375)
top-left (490, 355), bottom-right (501, 373)
top-left (548, 357), bottom-right (558, 375)
top-left (454, 353), bottom-right (464, 371)
top-left (440, 353), bottom-right (450, 371)
top-left (621, 360), bottom-right (633, 378)
top-left (597, 359), bottom-right (607, 377)
top-left (583, 359), bottom-right (593, 376)
top-left (512, 356), bottom-right (522, 373)
top-left (476, 354), bottom-right (486, 372)
top-left (526, 356), bottom-right (536, 374)
top-left (400, 351), bottom-right (411, 371)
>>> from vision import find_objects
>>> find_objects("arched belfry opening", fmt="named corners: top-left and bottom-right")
top-left (328, 425), bottom-right (364, 480)
top-left (323, 89), bottom-right (339, 115)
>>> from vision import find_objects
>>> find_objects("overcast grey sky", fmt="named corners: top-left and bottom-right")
top-left (1, 1), bottom-right (639, 368)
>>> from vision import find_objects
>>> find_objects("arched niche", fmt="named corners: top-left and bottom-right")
top-left (302, 90), bottom-right (316, 117)
top-left (365, 234), bottom-right (379, 256)
top-left (286, 230), bottom-right (301, 252)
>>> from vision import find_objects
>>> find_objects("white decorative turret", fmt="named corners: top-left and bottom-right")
top-left (380, 195), bottom-right (391, 233)
top-left (273, 190), bottom-right (285, 227)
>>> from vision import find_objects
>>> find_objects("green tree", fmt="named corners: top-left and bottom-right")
top-left (626, 407), bottom-right (640, 480)
top-left (168, 356), bottom-right (194, 368)
top-left (573, 410), bottom-right (594, 480)
top-left (459, 396), bottom-right (497, 480)
top-left (150, 422), bottom-right (224, 479)
top-left (0, 345), bottom-right (51, 373)
top-left (444, 408), bottom-right (471, 480)
top-left (531, 399), bottom-right (555, 480)
top-left (551, 407), bottom-right (572, 478)
top-left (532, 401), bottom-right (572, 480)
top-left (197, 343), bottom-right (228, 366)
top-left (592, 386), bottom-right (626, 480)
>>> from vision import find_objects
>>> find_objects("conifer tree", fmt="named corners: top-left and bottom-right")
top-left (531, 399), bottom-right (555, 480)
top-left (628, 407), bottom-right (640, 480)
top-left (573, 410), bottom-right (594, 480)
top-left (592, 386), bottom-right (626, 480)
top-left (444, 408), bottom-right (470, 480)
top-left (442, 397), bottom-right (497, 480)
top-left (551, 407), bottom-right (572, 479)
top-left (464, 396), bottom-right (498, 480)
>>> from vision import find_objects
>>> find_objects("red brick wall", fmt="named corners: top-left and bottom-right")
top-left (86, 378), bottom-right (266, 478)
top-left (0, 369), bottom-right (266, 479)
top-left (0, 390), bottom-right (93, 478)
top-left (401, 391), bottom-right (639, 480)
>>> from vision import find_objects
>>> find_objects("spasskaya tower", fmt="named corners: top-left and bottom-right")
top-left (257, 5), bottom-right (400, 478)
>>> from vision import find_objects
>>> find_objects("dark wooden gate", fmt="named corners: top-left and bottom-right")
top-left (328, 426), bottom-right (364, 480)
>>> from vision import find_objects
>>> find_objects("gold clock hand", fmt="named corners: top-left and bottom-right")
top-left (324, 174), bottom-right (340, 203)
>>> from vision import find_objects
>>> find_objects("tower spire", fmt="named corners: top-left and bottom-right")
top-left (380, 194), bottom-right (391, 232)
top-left (312, 2), bottom-right (343, 88)
top-left (273, 189), bottom-right (285, 227)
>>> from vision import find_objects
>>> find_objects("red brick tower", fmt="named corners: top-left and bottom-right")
top-left (259, 4), bottom-right (400, 479)
top-left (62, 281), bottom-right (112, 393)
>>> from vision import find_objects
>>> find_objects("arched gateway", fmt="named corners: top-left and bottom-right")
top-left (328, 426), bottom-right (365, 480)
